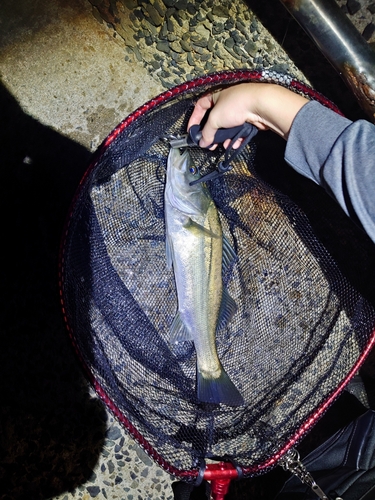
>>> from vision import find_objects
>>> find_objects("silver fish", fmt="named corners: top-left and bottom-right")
top-left (164, 147), bottom-right (244, 406)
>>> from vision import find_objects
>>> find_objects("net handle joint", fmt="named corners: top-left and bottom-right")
top-left (204, 462), bottom-right (238, 500)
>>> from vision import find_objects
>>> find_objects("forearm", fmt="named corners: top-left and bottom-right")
top-left (239, 83), bottom-right (309, 139)
top-left (286, 100), bottom-right (375, 243)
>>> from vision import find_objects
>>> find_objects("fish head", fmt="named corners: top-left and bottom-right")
top-left (166, 148), bottom-right (211, 216)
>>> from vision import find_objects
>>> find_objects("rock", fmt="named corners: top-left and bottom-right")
top-left (107, 460), bottom-right (115, 474)
top-left (187, 3), bottom-right (196, 15)
top-left (106, 426), bottom-right (122, 440)
top-left (156, 40), bottom-right (170, 53)
top-left (133, 8), bottom-right (144, 21)
top-left (196, 10), bottom-right (205, 22)
top-left (121, 0), bottom-right (138, 8)
top-left (159, 76), bottom-right (175, 88)
top-left (176, 0), bottom-right (188, 9)
top-left (132, 45), bottom-right (143, 61)
top-left (244, 40), bottom-right (258, 56)
top-left (362, 22), bottom-right (375, 41)
top-left (141, 19), bottom-right (158, 36)
top-left (128, 12), bottom-right (140, 27)
top-left (230, 29), bottom-right (245, 44)
top-left (159, 21), bottom-right (168, 38)
top-left (236, 19), bottom-right (250, 38)
top-left (368, 2), bottom-right (375, 14)
top-left (187, 52), bottom-right (195, 65)
top-left (224, 36), bottom-right (235, 49)
top-left (207, 37), bottom-right (215, 51)
top-left (205, 61), bottom-right (215, 72)
top-left (190, 34), bottom-right (208, 47)
top-left (153, 0), bottom-right (167, 17)
top-left (224, 19), bottom-right (235, 30)
top-left (167, 16), bottom-right (175, 32)
top-left (250, 19), bottom-right (258, 33)
top-left (144, 4), bottom-right (164, 26)
top-left (151, 60), bottom-right (161, 69)
top-left (212, 6), bottom-right (228, 17)
top-left (214, 47), bottom-right (226, 60)
top-left (167, 32), bottom-right (178, 41)
top-left (195, 23), bottom-right (210, 38)
top-left (340, 3), bottom-right (349, 14)
top-left (189, 16), bottom-right (198, 28)
top-left (198, 52), bottom-right (211, 61)
top-left (180, 39), bottom-right (192, 51)
top-left (163, 0), bottom-right (177, 7)
top-left (264, 38), bottom-right (275, 51)
top-left (170, 41), bottom-right (184, 53)
top-left (223, 43), bottom-right (241, 60)
top-left (172, 11), bottom-right (184, 27)
top-left (212, 21), bottom-right (224, 35)
top-left (233, 44), bottom-right (246, 57)
top-left (191, 44), bottom-right (206, 54)
top-left (170, 52), bottom-right (186, 64)
top-left (346, 0), bottom-right (361, 15)
top-left (87, 486), bottom-right (101, 498)
top-left (165, 6), bottom-right (176, 16)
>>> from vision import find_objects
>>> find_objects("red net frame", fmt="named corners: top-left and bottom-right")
top-left (59, 70), bottom-right (375, 497)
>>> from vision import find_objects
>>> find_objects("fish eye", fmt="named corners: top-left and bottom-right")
top-left (189, 166), bottom-right (198, 175)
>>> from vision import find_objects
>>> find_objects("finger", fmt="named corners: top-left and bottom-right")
top-left (198, 126), bottom-right (217, 148)
top-left (197, 113), bottom-right (221, 148)
top-left (187, 95), bottom-right (214, 130)
top-left (223, 138), bottom-right (243, 149)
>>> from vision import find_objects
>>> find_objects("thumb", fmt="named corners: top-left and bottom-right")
top-left (187, 95), bottom-right (214, 131)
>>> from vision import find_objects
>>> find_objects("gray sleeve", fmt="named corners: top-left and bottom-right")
top-left (285, 100), bottom-right (375, 243)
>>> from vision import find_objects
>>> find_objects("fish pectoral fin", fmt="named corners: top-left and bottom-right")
top-left (222, 234), bottom-right (237, 272)
top-left (170, 312), bottom-right (192, 344)
top-left (165, 234), bottom-right (174, 270)
top-left (217, 287), bottom-right (237, 331)
top-left (197, 366), bottom-right (244, 406)
top-left (183, 218), bottom-right (220, 239)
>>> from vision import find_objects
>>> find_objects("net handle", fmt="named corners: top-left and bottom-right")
top-left (204, 463), bottom-right (238, 500)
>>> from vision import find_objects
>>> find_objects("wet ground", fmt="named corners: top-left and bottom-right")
top-left (1, 0), bottom-right (375, 499)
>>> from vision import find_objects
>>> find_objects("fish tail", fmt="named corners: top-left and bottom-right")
top-left (197, 367), bottom-right (244, 406)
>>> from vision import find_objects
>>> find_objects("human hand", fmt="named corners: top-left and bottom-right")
top-left (187, 83), bottom-right (309, 149)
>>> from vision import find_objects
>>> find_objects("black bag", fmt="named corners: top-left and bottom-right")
top-left (275, 410), bottom-right (375, 500)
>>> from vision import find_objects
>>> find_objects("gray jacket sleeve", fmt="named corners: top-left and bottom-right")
top-left (285, 100), bottom-right (375, 244)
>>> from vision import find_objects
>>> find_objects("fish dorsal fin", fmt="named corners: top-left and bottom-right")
top-left (217, 287), bottom-right (237, 331)
top-left (170, 312), bottom-right (192, 343)
top-left (222, 235), bottom-right (237, 272)
top-left (183, 218), bottom-right (220, 239)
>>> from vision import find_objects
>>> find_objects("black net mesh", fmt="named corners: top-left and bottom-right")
top-left (60, 71), bottom-right (375, 479)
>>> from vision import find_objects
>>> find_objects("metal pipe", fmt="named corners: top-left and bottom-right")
top-left (279, 0), bottom-right (375, 122)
